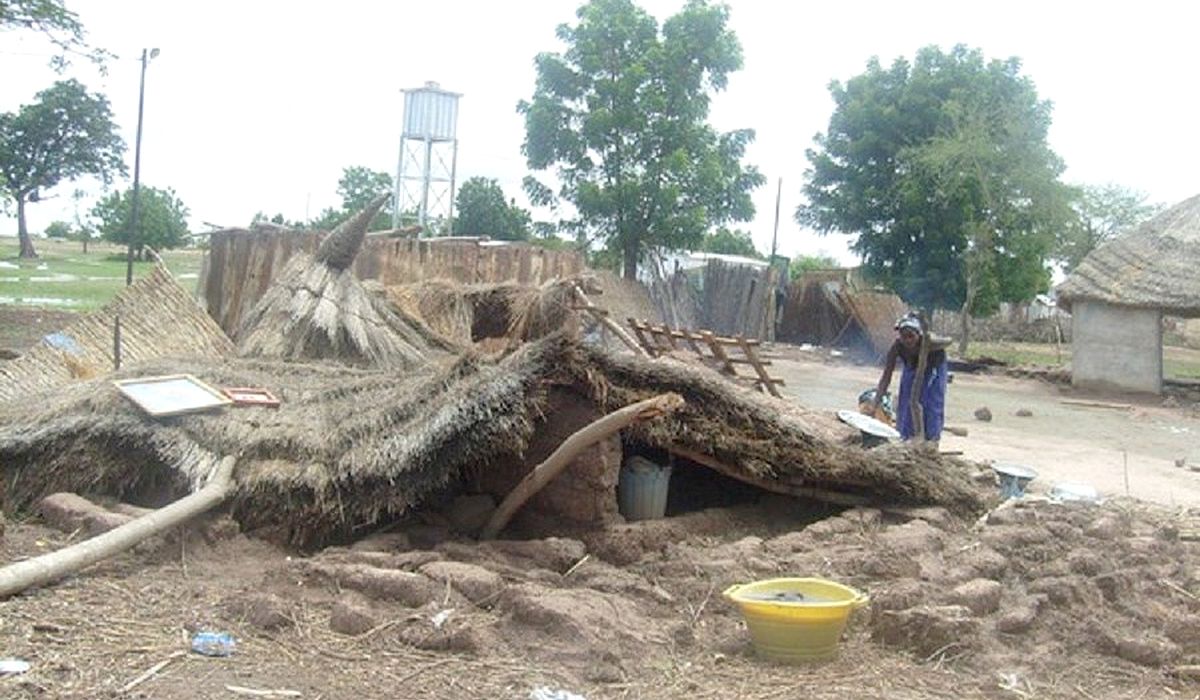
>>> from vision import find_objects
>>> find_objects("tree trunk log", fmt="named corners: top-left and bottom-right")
top-left (17, 197), bottom-right (38, 259)
top-left (0, 456), bottom-right (237, 598)
top-left (480, 394), bottom-right (684, 540)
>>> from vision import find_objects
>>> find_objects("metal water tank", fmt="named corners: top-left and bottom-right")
top-left (402, 81), bottom-right (460, 142)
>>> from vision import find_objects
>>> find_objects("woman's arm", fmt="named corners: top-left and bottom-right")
top-left (873, 342), bottom-right (900, 407)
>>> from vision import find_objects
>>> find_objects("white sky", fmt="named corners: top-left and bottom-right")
top-left (2, 0), bottom-right (1198, 265)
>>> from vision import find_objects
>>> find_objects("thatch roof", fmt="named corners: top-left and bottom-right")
top-left (1058, 194), bottom-right (1200, 315)
top-left (0, 333), bottom-right (987, 547)
top-left (236, 195), bottom-right (458, 367)
top-left (0, 265), bottom-right (234, 402)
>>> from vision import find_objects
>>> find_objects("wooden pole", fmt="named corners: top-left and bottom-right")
top-left (0, 456), bottom-right (237, 598)
top-left (910, 314), bottom-right (929, 443)
top-left (572, 286), bottom-right (647, 357)
top-left (480, 394), bottom-right (684, 539)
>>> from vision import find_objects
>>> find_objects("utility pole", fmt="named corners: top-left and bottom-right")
top-left (126, 48), bottom-right (159, 285)
top-left (770, 177), bottom-right (782, 261)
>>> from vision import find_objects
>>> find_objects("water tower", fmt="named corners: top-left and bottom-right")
top-left (393, 81), bottom-right (461, 232)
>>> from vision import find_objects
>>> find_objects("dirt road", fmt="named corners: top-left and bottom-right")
top-left (770, 346), bottom-right (1200, 508)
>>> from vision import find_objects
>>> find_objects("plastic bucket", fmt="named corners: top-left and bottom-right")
top-left (723, 577), bottom-right (869, 663)
top-left (618, 457), bottom-right (672, 521)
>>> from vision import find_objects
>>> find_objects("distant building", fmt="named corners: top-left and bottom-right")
top-left (1058, 193), bottom-right (1200, 394)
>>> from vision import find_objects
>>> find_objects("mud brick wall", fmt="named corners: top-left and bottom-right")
top-left (198, 229), bottom-right (585, 337)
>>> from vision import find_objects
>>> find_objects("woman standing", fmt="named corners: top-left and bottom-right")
top-left (870, 314), bottom-right (949, 444)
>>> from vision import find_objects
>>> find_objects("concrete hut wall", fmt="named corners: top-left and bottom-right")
top-left (1071, 300), bottom-right (1163, 394)
top-left (199, 230), bottom-right (585, 337)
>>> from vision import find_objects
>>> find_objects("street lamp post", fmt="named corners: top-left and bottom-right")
top-left (125, 48), bottom-right (159, 286)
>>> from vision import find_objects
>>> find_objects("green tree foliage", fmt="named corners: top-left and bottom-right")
top-left (798, 46), bottom-right (1075, 327)
top-left (0, 79), bottom-right (126, 258)
top-left (93, 185), bottom-right (190, 257)
top-left (1056, 184), bottom-right (1164, 271)
top-left (0, 0), bottom-right (110, 70)
top-left (520, 0), bottom-right (765, 279)
top-left (788, 253), bottom-right (840, 281)
top-left (453, 177), bottom-right (531, 240)
top-left (309, 166), bottom-right (394, 231)
top-left (697, 227), bottom-right (761, 258)
top-left (44, 220), bottom-right (72, 239)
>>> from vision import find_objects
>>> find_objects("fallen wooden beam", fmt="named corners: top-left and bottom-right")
top-left (0, 456), bottom-right (237, 598)
top-left (572, 286), bottom-right (648, 357)
top-left (481, 394), bottom-right (685, 539)
top-left (1060, 399), bottom-right (1134, 411)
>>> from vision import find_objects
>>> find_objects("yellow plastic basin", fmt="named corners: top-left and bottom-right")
top-left (723, 577), bottom-right (869, 663)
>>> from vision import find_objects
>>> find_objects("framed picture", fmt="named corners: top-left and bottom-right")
top-left (113, 374), bottom-right (233, 417)
top-left (221, 387), bottom-right (281, 408)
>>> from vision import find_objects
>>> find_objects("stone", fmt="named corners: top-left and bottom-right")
top-left (950, 578), bottom-right (1004, 616)
top-left (444, 494), bottom-right (497, 534)
top-left (871, 605), bottom-right (981, 657)
top-left (38, 492), bottom-right (132, 535)
top-left (224, 593), bottom-right (293, 631)
top-left (995, 601), bottom-right (1040, 634)
top-left (1015, 408), bottom-right (1033, 417)
top-left (418, 561), bottom-right (505, 604)
top-left (960, 546), bottom-right (1009, 580)
top-left (974, 407), bottom-right (993, 422)
top-left (330, 593), bottom-right (380, 635)
top-left (1116, 636), bottom-right (1181, 666)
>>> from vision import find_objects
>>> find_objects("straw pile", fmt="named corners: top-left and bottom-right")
top-left (1059, 193), bottom-right (1200, 315)
top-left (237, 195), bottom-right (457, 367)
top-left (0, 266), bottom-right (234, 402)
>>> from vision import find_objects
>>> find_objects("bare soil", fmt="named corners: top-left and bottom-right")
top-left (0, 306), bottom-right (77, 356)
top-left (5, 340), bottom-right (1200, 698)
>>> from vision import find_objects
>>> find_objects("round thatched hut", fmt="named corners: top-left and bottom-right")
top-left (1058, 193), bottom-right (1200, 394)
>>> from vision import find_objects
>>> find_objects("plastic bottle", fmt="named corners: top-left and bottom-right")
top-left (190, 631), bottom-right (236, 657)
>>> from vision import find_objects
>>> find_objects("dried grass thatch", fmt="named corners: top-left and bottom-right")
top-left (0, 265), bottom-right (234, 402)
top-left (0, 333), bottom-right (988, 546)
top-left (386, 277), bottom-right (580, 347)
top-left (237, 195), bottom-right (458, 367)
top-left (1059, 193), bottom-right (1200, 315)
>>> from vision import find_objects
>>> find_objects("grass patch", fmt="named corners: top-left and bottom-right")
top-left (970, 340), bottom-right (1200, 382)
top-left (0, 237), bottom-right (203, 311)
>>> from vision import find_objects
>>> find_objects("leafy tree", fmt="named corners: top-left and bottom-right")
top-left (44, 220), bottom-right (72, 239)
top-left (337, 166), bottom-right (393, 231)
top-left (520, 0), bottom-right (765, 279)
top-left (453, 176), bottom-right (531, 240)
top-left (697, 227), bottom-right (762, 258)
top-left (788, 253), bottom-right (840, 281)
top-left (798, 45), bottom-right (1075, 352)
top-left (1056, 184), bottom-right (1164, 271)
top-left (250, 211), bottom-right (303, 228)
top-left (0, 0), bottom-right (110, 70)
top-left (307, 166), bottom-right (394, 231)
top-left (93, 185), bottom-right (190, 258)
top-left (0, 79), bottom-right (126, 258)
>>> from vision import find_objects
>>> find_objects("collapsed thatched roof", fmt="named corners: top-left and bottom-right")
top-left (0, 265), bottom-right (233, 402)
top-left (387, 277), bottom-right (580, 347)
top-left (236, 195), bottom-right (458, 367)
top-left (1058, 194), bottom-right (1200, 315)
top-left (0, 333), bottom-right (986, 546)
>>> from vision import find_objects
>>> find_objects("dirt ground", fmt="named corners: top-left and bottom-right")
top-left (0, 306), bottom-right (77, 355)
top-left (5, 342), bottom-right (1200, 698)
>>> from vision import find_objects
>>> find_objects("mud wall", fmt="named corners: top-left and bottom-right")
top-left (1072, 300), bottom-right (1162, 394)
top-left (199, 229), bottom-right (585, 336)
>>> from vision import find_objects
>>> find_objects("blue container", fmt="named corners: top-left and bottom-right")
top-left (618, 457), bottom-right (672, 521)
top-left (191, 632), bottom-right (236, 657)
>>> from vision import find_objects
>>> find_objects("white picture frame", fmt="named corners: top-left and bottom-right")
top-left (113, 374), bottom-right (233, 417)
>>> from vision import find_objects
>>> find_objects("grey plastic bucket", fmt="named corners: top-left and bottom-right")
top-left (618, 456), bottom-right (672, 521)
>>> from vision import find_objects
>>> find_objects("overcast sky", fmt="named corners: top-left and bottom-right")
top-left (3, 0), bottom-right (1198, 264)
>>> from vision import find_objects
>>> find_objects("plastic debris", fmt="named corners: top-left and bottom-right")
top-left (431, 609), bottom-right (453, 629)
top-left (0, 658), bottom-right (31, 676)
top-left (191, 631), bottom-right (236, 657)
top-left (530, 688), bottom-right (587, 700)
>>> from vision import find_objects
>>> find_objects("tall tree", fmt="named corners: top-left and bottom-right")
top-left (798, 46), bottom-right (1075, 351)
top-left (1056, 184), bottom-right (1164, 271)
top-left (93, 185), bottom-right (190, 258)
top-left (0, 0), bottom-right (110, 70)
top-left (520, 0), bottom-right (764, 279)
top-left (0, 79), bottom-right (126, 258)
top-left (789, 253), bottom-right (840, 281)
top-left (453, 177), bottom-right (531, 240)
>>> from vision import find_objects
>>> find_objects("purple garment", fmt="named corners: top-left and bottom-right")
top-left (897, 354), bottom-right (948, 441)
